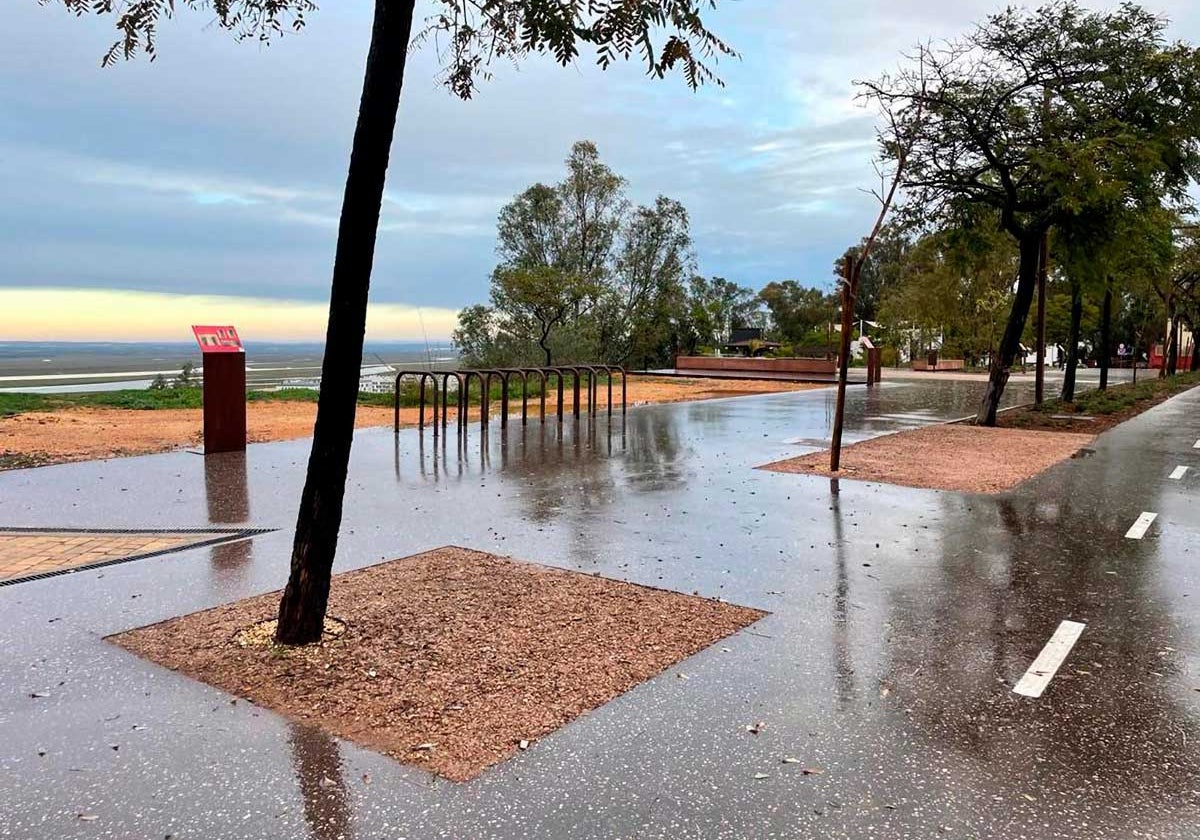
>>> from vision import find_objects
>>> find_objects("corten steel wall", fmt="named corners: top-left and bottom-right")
top-left (201, 353), bottom-right (246, 454)
top-left (674, 356), bottom-right (837, 375)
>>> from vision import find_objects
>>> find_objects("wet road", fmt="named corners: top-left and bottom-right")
top-left (1, 377), bottom-right (1198, 839)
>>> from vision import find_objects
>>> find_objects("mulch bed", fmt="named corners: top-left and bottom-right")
top-left (758, 424), bottom-right (1095, 494)
top-left (110, 547), bottom-right (764, 782)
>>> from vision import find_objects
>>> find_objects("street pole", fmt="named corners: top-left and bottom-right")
top-left (1034, 231), bottom-right (1048, 404)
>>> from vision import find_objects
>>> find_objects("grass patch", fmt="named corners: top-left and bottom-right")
top-left (1000, 369), bottom-right (1200, 433)
top-left (1036, 370), bottom-right (1200, 417)
top-left (0, 388), bottom-right (204, 416)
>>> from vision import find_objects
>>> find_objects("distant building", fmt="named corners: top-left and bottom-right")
top-left (721, 327), bottom-right (781, 357)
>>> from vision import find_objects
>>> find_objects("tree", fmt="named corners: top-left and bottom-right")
top-left (687, 276), bottom-right (755, 348)
top-left (496, 142), bottom-right (627, 278)
top-left (174, 361), bottom-right (197, 389)
top-left (758, 281), bottom-right (835, 345)
top-left (877, 220), bottom-right (1017, 365)
top-left (480, 141), bottom-right (698, 368)
top-left (60, 0), bottom-right (736, 644)
top-left (839, 223), bottom-right (909, 325)
top-left (600, 195), bottom-right (694, 364)
top-left (491, 265), bottom-right (601, 365)
top-left (451, 304), bottom-right (501, 367)
top-left (863, 1), bottom-right (1200, 425)
top-left (1156, 226), bottom-right (1200, 376)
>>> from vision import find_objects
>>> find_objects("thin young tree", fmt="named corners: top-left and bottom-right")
top-left (828, 59), bottom-right (925, 471)
top-left (54, 0), bottom-right (736, 644)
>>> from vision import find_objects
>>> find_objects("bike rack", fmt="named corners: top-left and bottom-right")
top-left (396, 365), bottom-right (628, 437)
top-left (393, 371), bottom-right (439, 437)
top-left (439, 371), bottom-right (467, 432)
top-left (518, 368), bottom-right (548, 422)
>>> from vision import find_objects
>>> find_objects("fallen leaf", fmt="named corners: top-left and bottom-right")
top-left (745, 722), bottom-right (765, 735)
top-left (78, 814), bottom-right (98, 822)
top-left (518, 739), bottom-right (530, 750)
top-left (753, 772), bottom-right (771, 780)
top-left (802, 767), bottom-right (825, 776)
top-left (782, 757), bottom-right (802, 764)
top-left (318, 776), bottom-right (337, 789)
top-left (412, 742), bottom-right (436, 752)
top-left (30, 692), bottom-right (50, 699)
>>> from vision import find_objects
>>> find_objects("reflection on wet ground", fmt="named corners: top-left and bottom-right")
top-left (1, 378), bottom-right (1198, 839)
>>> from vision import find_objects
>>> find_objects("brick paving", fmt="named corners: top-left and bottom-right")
top-left (0, 530), bottom-right (219, 583)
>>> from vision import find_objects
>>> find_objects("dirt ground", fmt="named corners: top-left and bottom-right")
top-left (759, 424), bottom-right (1096, 494)
top-left (0, 376), bottom-right (818, 469)
top-left (111, 546), bottom-right (765, 782)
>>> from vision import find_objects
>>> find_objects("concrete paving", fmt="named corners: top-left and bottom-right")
top-left (1, 378), bottom-right (1198, 839)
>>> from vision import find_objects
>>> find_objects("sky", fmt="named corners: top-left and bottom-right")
top-left (4, 0), bottom-right (1200, 342)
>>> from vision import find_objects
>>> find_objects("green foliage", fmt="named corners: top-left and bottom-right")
top-left (56, 1), bottom-right (734, 97)
top-left (0, 387), bottom-right (204, 416)
top-left (876, 221), bottom-right (1017, 365)
top-left (1035, 370), bottom-right (1200, 416)
top-left (867, 2), bottom-right (1200, 238)
top-left (838, 223), bottom-right (909, 323)
top-left (174, 361), bottom-right (197, 388)
top-left (456, 141), bottom-right (698, 368)
top-left (686, 276), bottom-right (757, 349)
top-left (148, 373), bottom-right (169, 390)
top-left (758, 281), bottom-right (836, 345)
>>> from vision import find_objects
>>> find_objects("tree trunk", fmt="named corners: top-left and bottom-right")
top-left (830, 256), bottom-right (857, 471)
top-left (978, 232), bottom-right (1042, 426)
top-left (1034, 231), bottom-right (1048, 404)
top-left (1060, 280), bottom-right (1083, 402)
top-left (275, 0), bottom-right (418, 645)
top-left (1098, 284), bottom-right (1112, 390)
top-left (1160, 312), bottom-right (1176, 380)
top-left (1167, 316), bottom-right (1180, 376)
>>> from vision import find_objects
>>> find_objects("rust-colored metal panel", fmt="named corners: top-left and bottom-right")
top-left (202, 351), bottom-right (246, 454)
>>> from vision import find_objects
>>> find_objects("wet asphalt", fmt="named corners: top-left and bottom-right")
top-left (1, 372), bottom-right (1197, 839)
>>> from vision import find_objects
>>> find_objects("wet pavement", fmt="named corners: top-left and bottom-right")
top-left (1, 376), bottom-right (1198, 839)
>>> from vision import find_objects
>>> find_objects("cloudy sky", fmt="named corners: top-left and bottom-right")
top-left (4, 0), bottom-right (1199, 341)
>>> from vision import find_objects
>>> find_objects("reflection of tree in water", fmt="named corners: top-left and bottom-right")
top-left (829, 479), bottom-right (857, 708)
top-left (458, 410), bottom-right (685, 528)
top-left (879, 463), bottom-right (1200, 818)
top-left (288, 722), bottom-right (353, 840)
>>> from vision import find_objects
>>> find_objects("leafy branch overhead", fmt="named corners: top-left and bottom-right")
top-left (52, 0), bottom-right (736, 95)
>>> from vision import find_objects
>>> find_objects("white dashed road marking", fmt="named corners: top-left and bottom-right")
top-left (1125, 512), bottom-right (1158, 540)
top-left (1194, 439), bottom-right (1200, 449)
top-left (1013, 620), bottom-right (1087, 698)
top-left (1170, 465), bottom-right (1189, 480)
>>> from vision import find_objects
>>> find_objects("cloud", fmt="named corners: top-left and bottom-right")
top-left (4, 0), bottom-right (1200, 338)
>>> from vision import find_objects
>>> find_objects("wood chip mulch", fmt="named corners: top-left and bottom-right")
top-left (758, 424), bottom-right (1095, 494)
top-left (110, 547), bottom-right (765, 782)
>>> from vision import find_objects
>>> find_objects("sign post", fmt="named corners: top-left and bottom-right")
top-left (191, 325), bottom-right (246, 454)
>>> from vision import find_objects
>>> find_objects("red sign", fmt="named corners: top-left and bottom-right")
top-left (191, 325), bottom-right (243, 353)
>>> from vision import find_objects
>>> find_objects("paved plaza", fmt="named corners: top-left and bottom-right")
top-left (1, 376), bottom-right (1198, 839)
top-left (0, 529), bottom-right (263, 585)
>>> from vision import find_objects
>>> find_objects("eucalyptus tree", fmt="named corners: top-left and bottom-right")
top-left (55, 0), bottom-right (735, 644)
top-left (863, 1), bottom-right (1200, 424)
